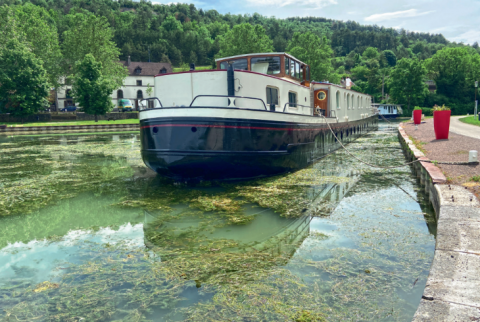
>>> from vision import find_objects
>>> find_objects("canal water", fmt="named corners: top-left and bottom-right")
top-left (0, 123), bottom-right (436, 321)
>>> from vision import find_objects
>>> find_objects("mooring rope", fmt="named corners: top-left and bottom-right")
top-left (321, 115), bottom-right (420, 169)
top-left (321, 115), bottom-right (475, 168)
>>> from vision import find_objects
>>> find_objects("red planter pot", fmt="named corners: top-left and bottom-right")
top-left (413, 110), bottom-right (422, 124)
top-left (433, 110), bottom-right (451, 140)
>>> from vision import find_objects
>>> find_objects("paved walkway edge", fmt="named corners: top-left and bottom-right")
top-left (0, 123), bottom-right (139, 135)
top-left (398, 123), bottom-right (480, 321)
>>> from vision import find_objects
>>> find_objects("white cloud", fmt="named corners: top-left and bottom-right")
top-left (364, 9), bottom-right (434, 22)
top-left (451, 29), bottom-right (480, 44)
top-left (246, 0), bottom-right (337, 9)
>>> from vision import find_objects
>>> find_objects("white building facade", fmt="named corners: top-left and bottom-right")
top-left (55, 57), bottom-right (172, 111)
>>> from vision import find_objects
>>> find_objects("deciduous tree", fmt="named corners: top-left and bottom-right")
top-left (217, 23), bottom-right (274, 58)
top-left (389, 58), bottom-right (428, 114)
top-left (72, 54), bottom-right (116, 122)
top-left (0, 4), bottom-right (62, 87)
top-left (62, 13), bottom-right (127, 88)
top-left (287, 32), bottom-right (337, 83)
top-left (0, 39), bottom-right (49, 120)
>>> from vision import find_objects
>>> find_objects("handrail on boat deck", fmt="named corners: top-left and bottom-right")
top-left (138, 97), bottom-right (163, 110)
top-left (189, 95), bottom-right (268, 111)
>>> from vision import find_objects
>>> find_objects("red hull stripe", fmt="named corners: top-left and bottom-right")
top-left (140, 124), bottom-right (346, 131)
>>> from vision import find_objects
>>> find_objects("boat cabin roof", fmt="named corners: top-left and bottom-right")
top-left (215, 52), bottom-right (307, 66)
top-left (215, 52), bottom-right (310, 85)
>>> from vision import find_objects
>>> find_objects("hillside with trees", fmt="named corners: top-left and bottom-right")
top-left (1, 0), bottom-right (479, 116)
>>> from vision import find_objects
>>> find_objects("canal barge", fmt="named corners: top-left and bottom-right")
top-left (373, 103), bottom-right (402, 119)
top-left (139, 52), bottom-right (378, 180)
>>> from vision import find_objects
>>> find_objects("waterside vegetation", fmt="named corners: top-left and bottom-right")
top-left (1, 0), bottom-right (480, 120)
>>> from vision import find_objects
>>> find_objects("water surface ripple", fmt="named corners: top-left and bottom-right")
top-left (0, 123), bottom-right (436, 321)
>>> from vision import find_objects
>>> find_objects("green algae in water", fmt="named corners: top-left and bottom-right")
top-left (0, 125), bottom-right (436, 321)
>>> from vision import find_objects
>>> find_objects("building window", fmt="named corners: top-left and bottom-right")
top-left (136, 80), bottom-right (142, 86)
top-left (66, 89), bottom-right (72, 99)
top-left (117, 90), bottom-right (123, 99)
top-left (160, 68), bottom-right (167, 74)
top-left (137, 90), bottom-right (143, 99)
top-left (251, 56), bottom-right (281, 75)
top-left (220, 59), bottom-right (248, 70)
top-left (288, 91), bottom-right (297, 108)
top-left (336, 91), bottom-right (340, 109)
top-left (266, 87), bottom-right (278, 106)
top-left (135, 67), bottom-right (142, 74)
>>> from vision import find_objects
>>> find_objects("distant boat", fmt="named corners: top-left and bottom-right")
top-left (138, 52), bottom-right (378, 180)
top-left (373, 103), bottom-right (402, 119)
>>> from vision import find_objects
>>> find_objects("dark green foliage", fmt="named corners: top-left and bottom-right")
top-left (217, 23), bottom-right (273, 58)
top-left (0, 39), bottom-right (49, 118)
top-left (62, 13), bottom-right (127, 88)
top-left (72, 54), bottom-right (116, 122)
top-left (287, 32), bottom-right (337, 83)
top-left (383, 50), bottom-right (397, 67)
top-left (388, 58), bottom-right (428, 115)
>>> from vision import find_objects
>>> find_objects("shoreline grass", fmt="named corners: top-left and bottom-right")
top-left (2, 119), bottom-right (139, 127)
top-left (459, 116), bottom-right (480, 127)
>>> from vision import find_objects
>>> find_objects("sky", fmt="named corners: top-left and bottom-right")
top-left (158, 0), bottom-right (480, 44)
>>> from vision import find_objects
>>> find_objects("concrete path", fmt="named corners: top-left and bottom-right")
top-left (450, 116), bottom-right (480, 139)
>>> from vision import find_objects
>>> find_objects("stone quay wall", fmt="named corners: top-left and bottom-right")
top-left (0, 123), bottom-right (139, 134)
top-left (398, 123), bottom-right (480, 321)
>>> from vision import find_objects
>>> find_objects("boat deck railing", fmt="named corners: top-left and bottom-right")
top-left (139, 95), bottom-right (319, 116)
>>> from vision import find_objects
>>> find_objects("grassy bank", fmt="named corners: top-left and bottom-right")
top-left (459, 116), bottom-right (480, 126)
top-left (2, 119), bottom-right (139, 127)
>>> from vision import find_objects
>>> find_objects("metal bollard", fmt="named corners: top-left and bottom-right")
top-left (469, 150), bottom-right (478, 163)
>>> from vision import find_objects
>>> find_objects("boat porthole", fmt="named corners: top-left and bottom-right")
top-left (153, 127), bottom-right (158, 133)
top-left (191, 127), bottom-right (197, 133)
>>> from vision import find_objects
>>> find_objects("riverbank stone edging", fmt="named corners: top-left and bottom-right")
top-left (398, 123), bottom-right (480, 321)
top-left (0, 123), bottom-right (139, 135)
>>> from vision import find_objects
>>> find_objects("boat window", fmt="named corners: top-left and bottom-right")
top-left (220, 59), bottom-right (248, 70)
top-left (306, 66), bottom-right (310, 81)
top-left (289, 59), bottom-right (295, 77)
top-left (347, 94), bottom-right (350, 109)
top-left (288, 91), bottom-right (297, 108)
top-left (251, 56), bottom-right (281, 75)
top-left (336, 91), bottom-right (340, 109)
top-left (284, 57), bottom-right (289, 76)
top-left (266, 87), bottom-right (279, 106)
top-left (295, 61), bottom-right (300, 79)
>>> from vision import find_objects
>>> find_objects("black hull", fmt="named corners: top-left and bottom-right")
top-left (140, 116), bottom-right (378, 180)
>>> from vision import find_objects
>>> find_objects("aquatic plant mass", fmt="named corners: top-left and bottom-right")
top-left (0, 125), bottom-right (436, 321)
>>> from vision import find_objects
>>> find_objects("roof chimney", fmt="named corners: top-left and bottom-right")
top-left (127, 56), bottom-right (131, 66)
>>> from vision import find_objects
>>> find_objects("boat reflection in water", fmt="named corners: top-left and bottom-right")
top-left (142, 165), bottom-right (360, 286)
